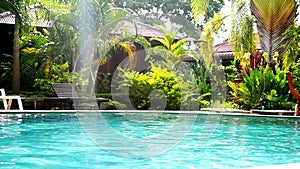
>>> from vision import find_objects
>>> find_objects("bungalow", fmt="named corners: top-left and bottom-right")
top-left (183, 41), bottom-right (262, 67)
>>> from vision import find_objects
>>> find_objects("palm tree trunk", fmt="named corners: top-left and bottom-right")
top-left (12, 20), bottom-right (20, 93)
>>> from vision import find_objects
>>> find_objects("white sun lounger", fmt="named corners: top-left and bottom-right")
top-left (0, 88), bottom-right (23, 110)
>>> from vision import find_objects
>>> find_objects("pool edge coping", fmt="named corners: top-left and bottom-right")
top-left (0, 109), bottom-right (300, 119)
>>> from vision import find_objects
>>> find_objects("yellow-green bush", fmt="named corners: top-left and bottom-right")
top-left (117, 67), bottom-right (204, 110)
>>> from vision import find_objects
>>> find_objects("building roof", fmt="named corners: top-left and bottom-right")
top-left (0, 10), bottom-right (184, 40)
top-left (0, 9), bottom-right (51, 28)
top-left (214, 41), bottom-right (261, 53)
top-left (111, 20), bottom-right (184, 39)
top-left (214, 41), bottom-right (261, 60)
top-left (214, 41), bottom-right (235, 53)
top-left (0, 11), bottom-right (15, 25)
top-left (183, 41), bottom-right (262, 63)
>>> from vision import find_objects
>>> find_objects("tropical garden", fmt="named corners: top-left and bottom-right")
top-left (0, 0), bottom-right (300, 112)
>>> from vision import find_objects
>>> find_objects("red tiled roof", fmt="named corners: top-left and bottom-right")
top-left (214, 41), bottom-right (234, 53)
top-left (214, 41), bottom-right (261, 53)
top-left (182, 41), bottom-right (263, 63)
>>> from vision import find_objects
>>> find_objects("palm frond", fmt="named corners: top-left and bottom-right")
top-left (250, 0), bottom-right (297, 61)
top-left (171, 37), bottom-right (194, 51)
top-left (150, 37), bottom-right (171, 49)
top-left (104, 8), bottom-right (130, 25)
top-left (145, 46), bottom-right (173, 63)
top-left (191, 0), bottom-right (210, 22)
top-left (122, 34), bottom-right (151, 48)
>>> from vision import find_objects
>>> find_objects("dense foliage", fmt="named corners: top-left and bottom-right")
top-left (228, 67), bottom-right (293, 110)
top-left (117, 67), bottom-right (207, 110)
top-left (290, 59), bottom-right (300, 93)
top-left (114, 0), bottom-right (224, 23)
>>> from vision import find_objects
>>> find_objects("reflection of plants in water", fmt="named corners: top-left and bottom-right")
top-left (104, 112), bottom-right (179, 123)
top-left (100, 112), bottom-right (192, 140)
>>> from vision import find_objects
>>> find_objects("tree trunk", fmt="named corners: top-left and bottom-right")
top-left (12, 21), bottom-right (20, 94)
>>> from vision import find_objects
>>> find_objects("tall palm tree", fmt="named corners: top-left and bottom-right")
top-left (0, 0), bottom-right (31, 93)
top-left (250, 0), bottom-right (297, 70)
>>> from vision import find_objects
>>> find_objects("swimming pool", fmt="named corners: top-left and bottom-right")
top-left (1, 112), bottom-right (300, 169)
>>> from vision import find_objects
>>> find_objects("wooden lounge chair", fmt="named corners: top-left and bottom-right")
top-left (0, 88), bottom-right (23, 110)
top-left (22, 83), bottom-right (109, 110)
top-left (51, 83), bottom-right (78, 98)
top-left (50, 83), bottom-right (109, 109)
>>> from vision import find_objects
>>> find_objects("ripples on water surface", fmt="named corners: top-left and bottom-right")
top-left (1, 112), bottom-right (300, 169)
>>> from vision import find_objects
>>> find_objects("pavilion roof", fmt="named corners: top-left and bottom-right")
top-left (0, 11), bottom-right (186, 40)
top-left (0, 8), bottom-right (51, 28)
top-left (182, 41), bottom-right (262, 63)
top-left (111, 20), bottom-right (184, 39)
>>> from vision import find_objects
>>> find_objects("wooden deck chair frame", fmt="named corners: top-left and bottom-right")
top-left (50, 83), bottom-right (109, 110)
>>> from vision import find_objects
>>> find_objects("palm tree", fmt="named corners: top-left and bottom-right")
top-left (76, 0), bottom-right (151, 69)
top-left (250, 0), bottom-right (297, 70)
top-left (147, 27), bottom-right (195, 70)
top-left (0, 0), bottom-right (31, 93)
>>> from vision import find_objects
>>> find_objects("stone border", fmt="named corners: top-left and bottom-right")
top-left (0, 109), bottom-right (300, 119)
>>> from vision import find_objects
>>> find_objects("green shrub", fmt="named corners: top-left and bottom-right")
top-left (290, 58), bottom-right (300, 93)
top-left (100, 100), bottom-right (126, 110)
top-left (34, 62), bottom-right (88, 94)
top-left (228, 67), bottom-right (293, 110)
top-left (117, 67), bottom-right (205, 110)
top-left (34, 62), bottom-right (73, 91)
top-left (224, 60), bottom-right (238, 82)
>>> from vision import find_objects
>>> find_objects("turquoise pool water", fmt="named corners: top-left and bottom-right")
top-left (1, 112), bottom-right (300, 169)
